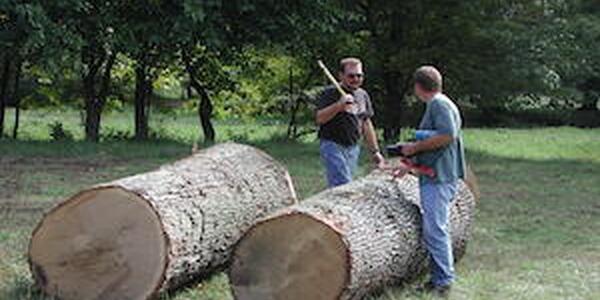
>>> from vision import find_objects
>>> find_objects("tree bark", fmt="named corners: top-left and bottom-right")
top-left (82, 50), bottom-right (115, 142)
top-left (0, 57), bottom-right (10, 139)
top-left (230, 167), bottom-right (477, 300)
top-left (286, 65), bottom-right (298, 139)
top-left (286, 67), bottom-right (317, 140)
top-left (29, 143), bottom-right (297, 300)
top-left (198, 88), bottom-right (215, 143)
top-left (12, 59), bottom-right (22, 139)
top-left (286, 97), bottom-right (300, 139)
top-left (382, 71), bottom-right (406, 142)
top-left (134, 63), bottom-right (151, 140)
top-left (581, 91), bottom-right (599, 111)
top-left (183, 52), bottom-right (216, 143)
top-left (83, 64), bottom-right (101, 142)
top-left (82, 44), bottom-right (102, 142)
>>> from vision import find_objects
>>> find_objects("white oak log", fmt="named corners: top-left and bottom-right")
top-left (230, 168), bottom-right (476, 300)
top-left (28, 143), bottom-right (297, 300)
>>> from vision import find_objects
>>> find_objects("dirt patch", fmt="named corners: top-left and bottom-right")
top-left (0, 199), bottom-right (53, 229)
top-left (0, 156), bottom-right (121, 173)
top-left (0, 156), bottom-right (126, 199)
top-left (0, 200), bottom-right (51, 214)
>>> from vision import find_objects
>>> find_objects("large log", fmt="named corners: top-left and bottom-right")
top-left (28, 143), bottom-right (297, 300)
top-left (229, 168), bottom-right (476, 300)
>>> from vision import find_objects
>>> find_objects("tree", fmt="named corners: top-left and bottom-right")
top-left (0, 1), bottom-right (29, 138)
top-left (331, 0), bottom-right (543, 139)
top-left (35, 0), bottom-right (119, 142)
top-left (112, 0), bottom-right (186, 140)
top-left (493, 0), bottom-right (600, 112)
top-left (564, 0), bottom-right (600, 110)
top-left (181, 47), bottom-right (236, 143)
top-left (0, 59), bottom-right (8, 138)
top-left (0, 1), bottom-right (61, 138)
top-left (176, 0), bottom-right (342, 142)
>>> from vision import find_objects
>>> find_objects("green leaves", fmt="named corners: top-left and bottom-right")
top-left (1, 0), bottom-right (598, 139)
top-left (183, 0), bottom-right (206, 23)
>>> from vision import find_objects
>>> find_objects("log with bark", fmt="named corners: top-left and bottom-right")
top-left (28, 143), bottom-right (297, 300)
top-left (229, 167), bottom-right (477, 300)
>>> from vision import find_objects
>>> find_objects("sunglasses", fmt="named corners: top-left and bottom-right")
top-left (346, 73), bottom-right (364, 79)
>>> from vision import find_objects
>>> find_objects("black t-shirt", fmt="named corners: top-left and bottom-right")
top-left (317, 85), bottom-right (374, 146)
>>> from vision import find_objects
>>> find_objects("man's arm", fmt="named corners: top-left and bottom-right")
top-left (413, 134), bottom-right (453, 153)
top-left (393, 133), bottom-right (452, 177)
top-left (362, 118), bottom-right (380, 153)
top-left (316, 101), bottom-right (342, 125)
top-left (402, 101), bottom-right (457, 156)
top-left (316, 94), bottom-right (354, 125)
top-left (362, 118), bottom-right (385, 166)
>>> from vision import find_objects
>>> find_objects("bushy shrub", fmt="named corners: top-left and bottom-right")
top-left (48, 122), bottom-right (74, 141)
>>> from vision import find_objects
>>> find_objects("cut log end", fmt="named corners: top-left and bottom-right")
top-left (230, 213), bottom-right (348, 300)
top-left (28, 187), bottom-right (167, 300)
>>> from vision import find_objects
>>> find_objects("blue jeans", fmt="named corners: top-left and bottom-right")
top-left (320, 139), bottom-right (360, 188)
top-left (420, 181), bottom-right (458, 287)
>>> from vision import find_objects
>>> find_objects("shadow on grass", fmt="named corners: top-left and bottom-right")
top-left (466, 148), bottom-right (600, 247)
top-left (0, 139), bottom-right (192, 160)
top-left (0, 133), bottom-right (319, 160)
top-left (0, 276), bottom-right (53, 300)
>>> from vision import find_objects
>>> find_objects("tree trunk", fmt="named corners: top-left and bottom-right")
top-left (286, 68), bottom-right (317, 140)
top-left (382, 71), bottom-right (406, 142)
top-left (286, 97), bottom-right (300, 139)
top-left (230, 167), bottom-right (477, 300)
top-left (29, 143), bottom-right (297, 300)
top-left (82, 46), bottom-right (103, 142)
top-left (197, 86), bottom-right (215, 143)
top-left (134, 64), bottom-right (151, 140)
top-left (12, 59), bottom-right (22, 139)
top-left (286, 65), bottom-right (298, 139)
top-left (83, 76), bottom-right (102, 142)
top-left (187, 75), bottom-right (214, 143)
top-left (186, 83), bottom-right (193, 99)
top-left (82, 52), bottom-right (115, 142)
top-left (581, 91), bottom-right (599, 111)
top-left (183, 52), bottom-right (216, 143)
top-left (0, 57), bottom-right (10, 139)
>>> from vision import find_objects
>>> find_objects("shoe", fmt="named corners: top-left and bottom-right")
top-left (416, 281), bottom-right (451, 298)
top-left (431, 284), bottom-right (451, 298)
top-left (415, 280), bottom-right (435, 293)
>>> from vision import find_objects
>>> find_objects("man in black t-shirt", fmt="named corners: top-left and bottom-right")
top-left (316, 58), bottom-right (385, 187)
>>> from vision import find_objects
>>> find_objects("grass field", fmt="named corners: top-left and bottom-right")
top-left (1, 108), bottom-right (599, 300)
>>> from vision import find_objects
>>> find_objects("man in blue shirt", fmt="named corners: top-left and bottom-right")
top-left (400, 66), bottom-right (466, 298)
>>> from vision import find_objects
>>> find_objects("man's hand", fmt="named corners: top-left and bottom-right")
top-left (316, 94), bottom-right (354, 125)
top-left (337, 94), bottom-right (356, 113)
top-left (372, 151), bottom-right (386, 169)
top-left (382, 161), bottom-right (409, 178)
top-left (401, 142), bottom-right (419, 157)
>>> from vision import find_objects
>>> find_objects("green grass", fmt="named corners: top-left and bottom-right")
top-left (1, 108), bottom-right (599, 300)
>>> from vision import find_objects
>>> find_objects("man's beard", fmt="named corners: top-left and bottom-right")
top-left (343, 82), bottom-right (361, 91)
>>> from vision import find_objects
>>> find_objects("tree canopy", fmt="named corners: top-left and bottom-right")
top-left (1, 0), bottom-right (598, 141)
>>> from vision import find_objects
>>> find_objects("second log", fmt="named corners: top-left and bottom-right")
top-left (230, 168), bottom-right (477, 300)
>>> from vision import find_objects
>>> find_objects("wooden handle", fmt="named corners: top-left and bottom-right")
top-left (317, 60), bottom-right (347, 96)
